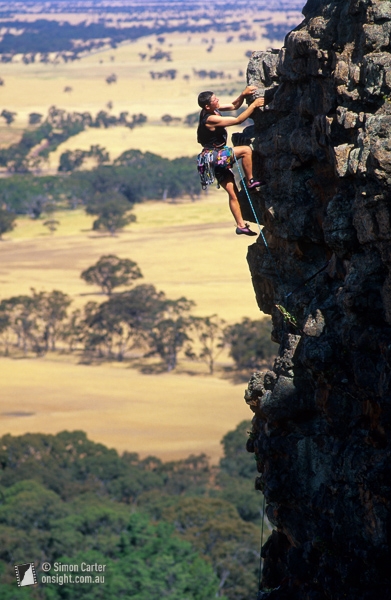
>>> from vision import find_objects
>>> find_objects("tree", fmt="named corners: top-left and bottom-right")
top-left (186, 315), bottom-right (226, 374)
top-left (147, 297), bottom-right (195, 371)
top-left (106, 73), bottom-right (117, 84)
top-left (0, 109), bottom-right (16, 126)
top-left (31, 289), bottom-right (72, 352)
top-left (28, 112), bottom-right (43, 125)
top-left (81, 285), bottom-right (166, 361)
top-left (216, 420), bottom-right (266, 523)
top-left (161, 114), bottom-right (173, 126)
top-left (82, 299), bottom-right (125, 359)
top-left (0, 306), bottom-right (11, 355)
top-left (61, 308), bottom-right (84, 352)
top-left (0, 208), bottom-right (16, 239)
top-left (86, 192), bottom-right (136, 235)
top-left (58, 149), bottom-right (86, 172)
top-left (43, 218), bottom-right (60, 234)
top-left (81, 255), bottom-right (143, 296)
top-left (184, 112), bottom-right (199, 127)
top-left (160, 497), bottom-right (260, 600)
top-left (88, 144), bottom-right (110, 165)
top-left (148, 317), bottom-right (191, 371)
top-left (224, 317), bottom-right (277, 370)
top-left (0, 295), bottom-right (37, 353)
top-left (31, 512), bottom-right (219, 600)
top-left (131, 113), bottom-right (147, 126)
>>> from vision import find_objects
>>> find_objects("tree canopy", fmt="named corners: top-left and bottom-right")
top-left (0, 422), bottom-right (268, 600)
top-left (81, 255), bottom-right (143, 296)
top-left (224, 317), bottom-right (277, 370)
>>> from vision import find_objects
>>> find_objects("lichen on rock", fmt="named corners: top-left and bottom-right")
top-left (244, 0), bottom-right (391, 598)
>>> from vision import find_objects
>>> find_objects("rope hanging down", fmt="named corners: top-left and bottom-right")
top-left (233, 152), bottom-right (286, 294)
top-left (233, 151), bottom-right (330, 314)
top-left (257, 494), bottom-right (266, 595)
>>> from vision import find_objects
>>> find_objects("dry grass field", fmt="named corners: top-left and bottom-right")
top-left (0, 193), bottom-right (266, 462)
top-left (3, 192), bottom-right (263, 320)
top-left (0, 16), bottom-right (301, 164)
top-left (0, 32), bottom-right (270, 123)
top-left (0, 13), bottom-right (290, 460)
top-left (0, 356), bottom-right (251, 462)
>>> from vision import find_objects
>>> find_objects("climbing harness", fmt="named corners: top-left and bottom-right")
top-left (197, 146), bottom-right (234, 189)
top-left (197, 150), bottom-right (215, 189)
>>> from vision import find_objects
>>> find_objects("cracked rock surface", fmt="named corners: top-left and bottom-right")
top-left (244, 1), bottom-right (391, 598)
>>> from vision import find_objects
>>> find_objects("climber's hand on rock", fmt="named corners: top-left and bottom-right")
top-left (242, 85), bottom-right (258, 96)
top-left (252, 97), bottom-right (265, 108)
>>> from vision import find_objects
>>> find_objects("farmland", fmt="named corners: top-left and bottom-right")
top-left (0, 0), bottom-right (300, 460)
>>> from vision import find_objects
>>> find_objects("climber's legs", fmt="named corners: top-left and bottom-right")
top-left (218, 171), bottom-right (256, 236)
top-left (219, 172), bottom-right (244, 227)
top-left (233, 145), bottom-right (261, 187)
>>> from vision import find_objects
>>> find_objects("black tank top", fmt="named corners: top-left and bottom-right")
top-left (197, 109), bottom-right (228, 149)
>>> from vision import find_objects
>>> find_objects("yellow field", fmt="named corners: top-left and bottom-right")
top-left (3, 193), bottom-right (263, 320)
top-left (0, 25), bottom-right (291, 165)
top-left (0, 20), bottom-right (284, 461)
top-left (0, 356), bottom-right (251, 462)
top-left (47, 123), bottom-right (199, 165)
top-left (0, 193), bottom-right (265, 462)
top-left (0, 32), bottom-right (270, 123)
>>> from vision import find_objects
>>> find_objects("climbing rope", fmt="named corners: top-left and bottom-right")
top-left (233, 151), bottom-right (331, 329)
top-left (258, 493), bottom-right (266, 594)
top-left (286, 260), bottom-right (330, 298)
top-left (233, 152), bottom-right (286, 294)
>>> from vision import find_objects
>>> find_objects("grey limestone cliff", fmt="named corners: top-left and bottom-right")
top-left (243, 1), bottom-right (391, 598)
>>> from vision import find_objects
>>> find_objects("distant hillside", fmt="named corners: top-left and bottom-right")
top-left (0, 0), bottom-right (304, 61)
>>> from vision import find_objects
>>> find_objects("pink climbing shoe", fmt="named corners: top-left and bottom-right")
top-left (247, 178), bottom-right (262, 189)
top-left (235, 224), bottom-right (257, 236)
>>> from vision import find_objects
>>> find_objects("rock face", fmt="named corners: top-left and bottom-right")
top-left (243, 1), bottom-right (391, 598)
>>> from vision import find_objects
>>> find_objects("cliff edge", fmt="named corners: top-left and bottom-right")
top-left (244, 1), bottom-right (391, 598)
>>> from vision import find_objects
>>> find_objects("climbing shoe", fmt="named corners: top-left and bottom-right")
top-left (236, 224), bottom-right (257, 236)
top-left (247, 178), bottom-right (263, 189)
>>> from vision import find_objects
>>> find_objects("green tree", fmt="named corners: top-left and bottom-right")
top-left (220, 420), bottom-right (255, 479)
top-left (88, 144), bottom-right (110, 165)
top-left (0, 208), bottom-right (16, 239)
top-left (216, 420), bottom-right (266, 524)
top-left (184, 112), bottom-right (199, 126)
top-left (0, 290), bottom-right (71, 355)
top-left (60, 308), bottom-right (84, 352)
top-left (82, 299), bottom-right (126, 359)
top-left (0, 109), bottom-right (16, 126)
top-left (160, 497), bottom-right (259, 600)
top-left (80, 284), bottom-right (165, 360)
top-left (80, 254), bottom-right (143, 296)
top-left (43, 218), bottom-right (60, 233)
top-left (186, 314), bottom-right (226, 374)
top-left (86, 192), bottom-right (136, 235)
top-left (28, 112), bottom-right (43, 125)
top-left (147, 298), bottom-right (195, 371)
top-left (161, 113), bottom-right (173, 125)
top-left (0, 295), bottom-right (37, 353)
top-left (0, 307), bottom-right (11, 355)
top-left (58, 149), bottom-right (86, 172)
top-left (224, 317), bottom-right (277, 370)
top-left (31, 289), bottom-right (72, 352)
top-left (44, 515), bottom-right (219, 600)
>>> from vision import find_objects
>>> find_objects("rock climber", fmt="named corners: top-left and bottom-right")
top-left (197, 86), bottom-right (264, 236)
